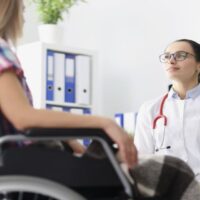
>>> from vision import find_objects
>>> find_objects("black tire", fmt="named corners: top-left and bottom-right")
top-left (0, 175), bottom-right (86, 200)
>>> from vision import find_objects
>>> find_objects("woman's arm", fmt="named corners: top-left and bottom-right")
top-left (0, 71), bottom-right (137, 168)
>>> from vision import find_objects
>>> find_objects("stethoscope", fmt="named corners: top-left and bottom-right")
top-left (152, 93), bottom-right (171, 152)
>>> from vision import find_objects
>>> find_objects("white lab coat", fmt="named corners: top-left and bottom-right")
top-left (134, 84), bottom-right (200, 181)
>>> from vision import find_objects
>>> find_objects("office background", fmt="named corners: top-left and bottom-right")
top-left (21, 0), bottom-right (200, 117)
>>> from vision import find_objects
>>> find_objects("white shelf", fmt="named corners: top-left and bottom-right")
top-left (45, 101), bottom-right (92, 109)
top-left (17, 41), bottom-right (96, 113)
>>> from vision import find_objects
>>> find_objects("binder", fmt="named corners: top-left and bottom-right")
top-left (75, 55), bottom-right (91, 105)
top-left (115, 113), bottom-right (124, 127)
top-left (54, 52), bottom-right (65, 103)
top-left (83, 108), bottom-right (91, 147)
top-left (64, 54), bottom-right (75, 103)
top-left (83, 108), bottom-right (91, 115)
top-left (115, 112), bottom-right (138, 137)
top-left (46, 104), bottom-right (63, 111)
top-left (123, 112), bottom-right (137, 137)
top-left (69, 108), bottom-right (84, 114)
top-left (63, 107), bottom-right (71, 112)
top-left (83, 108), bottom-right (91, 146)
top-left (69, 108), bottom-right (91, 115)
top-left (69, 107), bottom-right (91, 147)
top-left (46, 50), bottom-right (54, 101)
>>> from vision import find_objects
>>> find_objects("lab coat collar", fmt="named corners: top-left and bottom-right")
top-left (168, 84), bottom-right (200, 100)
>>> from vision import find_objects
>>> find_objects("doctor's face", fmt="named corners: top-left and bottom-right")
top-left (162, 41), bottom-right (200, 84)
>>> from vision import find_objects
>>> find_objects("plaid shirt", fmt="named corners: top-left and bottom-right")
top-left (0, 38), bottom-right (33, 135)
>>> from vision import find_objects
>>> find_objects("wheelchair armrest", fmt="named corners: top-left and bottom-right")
top-left (25, 128), bottom-right (113, 143)
top-left (0, 128), bottom-right (113, 145)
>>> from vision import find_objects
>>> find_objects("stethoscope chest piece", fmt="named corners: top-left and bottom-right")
top-left (153, 120), bottom-right (166, 151)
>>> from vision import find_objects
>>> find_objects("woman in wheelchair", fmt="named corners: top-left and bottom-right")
top-left (0, 0), bottom-right (137, 167)
top-left (0, 0), bottom-right (200, 200)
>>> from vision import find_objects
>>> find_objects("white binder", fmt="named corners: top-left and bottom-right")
top-left (123, 112), bottom-right (138, 137)
top-left (54, 52), bottom-right (65, 103)
top-left (69, 108), bottom-right (84, 114)
top-left (115, 112), bottom-right (138, 137)
top-left (75, 55), bottom-right (91, 105)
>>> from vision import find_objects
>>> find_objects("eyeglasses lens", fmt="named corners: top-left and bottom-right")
top-left (159, 51), bottom-right (188, 63)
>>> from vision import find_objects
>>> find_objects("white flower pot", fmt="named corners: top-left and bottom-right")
top-left (38, 24), bottom-right (63, 44)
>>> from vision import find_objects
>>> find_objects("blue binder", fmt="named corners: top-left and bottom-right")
top-left (83, 108), bottom-right (91, 115)
top-left (46, 50), bottom-right (54, 101)
top-left (46, 105), bottom-right (52, 110)
top-left (83, 108), bottom-right (91, 147)
top-left (115, 113), bottom-right (124, 127)
top-left (64, 54), bottom-right (75, 103)
top-left (63, 107), bottom-right (71, 112)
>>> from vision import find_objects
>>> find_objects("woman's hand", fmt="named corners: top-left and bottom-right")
top-left (103, 119), bottom-right (138, 169)
top-left (65, 139), bottom-right (86, 154)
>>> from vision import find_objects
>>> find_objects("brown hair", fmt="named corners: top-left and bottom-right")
top-left (0, 0), bottom-right (24, 45)
top-left (174, 39), bottom-right (200, 83)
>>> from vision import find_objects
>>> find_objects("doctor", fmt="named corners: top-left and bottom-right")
top-left (134, 39), bottom-right (200, 181)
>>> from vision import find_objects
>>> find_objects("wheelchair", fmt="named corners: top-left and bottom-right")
top-left (0, 128), bottom-right (137, 200)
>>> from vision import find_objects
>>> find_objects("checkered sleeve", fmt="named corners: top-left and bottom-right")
top-left (0, 42), bottom-right (24, 77)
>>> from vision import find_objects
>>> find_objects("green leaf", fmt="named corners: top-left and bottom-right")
top-left (31, 0), bottom-right (86, 24)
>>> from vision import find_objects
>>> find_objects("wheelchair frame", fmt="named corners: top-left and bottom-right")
top-left (0, 128), bottom-right (134, 200)
top-left (0, 175), bottom-right (86, 200)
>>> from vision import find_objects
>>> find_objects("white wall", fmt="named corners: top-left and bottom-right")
top-left (21, 0), bottom-right (200, 117)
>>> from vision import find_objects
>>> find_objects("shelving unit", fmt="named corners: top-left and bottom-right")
top-left (17, 42), bottom-right (96, 116)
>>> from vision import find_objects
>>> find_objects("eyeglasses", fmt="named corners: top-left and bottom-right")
top-left (159, 51), bottom-right (195, 63)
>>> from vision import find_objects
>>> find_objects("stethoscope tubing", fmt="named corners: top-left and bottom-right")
top-left (152, 93), bottom-right (168, 129)
top-left (152, 93), bottom-right (169, 152)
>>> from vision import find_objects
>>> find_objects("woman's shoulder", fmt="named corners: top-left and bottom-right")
top-left (0, 38), bottom-right (19, 62)
top-left (0, 37), bottom-right (23, 77)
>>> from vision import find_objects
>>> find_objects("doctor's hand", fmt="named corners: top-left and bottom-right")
top-left (103, 119), bottom-right (138, 169)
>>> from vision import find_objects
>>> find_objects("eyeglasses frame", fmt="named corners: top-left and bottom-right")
top-left (159, 51), bottom-right (196, 63)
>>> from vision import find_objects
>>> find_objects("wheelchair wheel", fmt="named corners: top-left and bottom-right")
top-left (0, 175), bottom-right (86, 200)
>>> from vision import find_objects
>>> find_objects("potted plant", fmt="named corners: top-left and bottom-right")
top-left (31, 0), bottom-right (85, 43)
